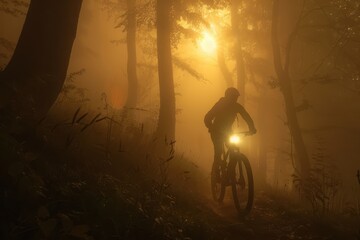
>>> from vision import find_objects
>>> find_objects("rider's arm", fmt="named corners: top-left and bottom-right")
top-left (204, 108), bottom-right (216, 129)
top-left (238, 104), bottom-right (256, 133)
top-left (204, 100), bottom-right (222, 129)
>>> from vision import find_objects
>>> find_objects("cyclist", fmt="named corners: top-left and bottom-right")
top-left (204, 87), bottom-right (257, 180)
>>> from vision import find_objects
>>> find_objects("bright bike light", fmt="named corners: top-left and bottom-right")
top-left (229, 134), bottom-right (241, 144)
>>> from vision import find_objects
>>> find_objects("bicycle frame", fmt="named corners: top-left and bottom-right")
top-left (211, 131), bottom-right (254, 216)
top-left (221, 132), bottom-right (249, 178)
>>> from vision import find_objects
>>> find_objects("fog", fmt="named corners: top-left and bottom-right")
top-left (2, 0), bottom-right (360, 188)
top-left (1, 1), bottom-right (360, 237)
top-left (69, 0), bottom-right (231, 171)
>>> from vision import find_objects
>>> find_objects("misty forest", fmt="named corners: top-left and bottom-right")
top-left (1, 0), bottom-right (360, 239)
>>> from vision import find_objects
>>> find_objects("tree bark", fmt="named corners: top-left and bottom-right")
top-left (125, 0), bottom-right (138, 108)
top-left (257, 95), bottom-right (268, 187)
top-left (155, 0), bottom-right (175, 141)
top-left (271, 0), bottom-right (310, 177)
top-left (231, 0), bottom-right (246, 104)
top-left (0, 0), bottom-right (82, 125)
top-left (217, 41), bottom-right (233, 87)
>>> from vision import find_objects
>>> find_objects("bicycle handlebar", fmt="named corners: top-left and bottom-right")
top-left (209, 129), bottom-right (256, 136)
top-left (234, 131), bottom-right (254, 136)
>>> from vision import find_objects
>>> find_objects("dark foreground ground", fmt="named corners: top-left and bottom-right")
top-left (1, 124), bottom-right (359, 240)
top-left (203, 190), bottom-right (360, 240)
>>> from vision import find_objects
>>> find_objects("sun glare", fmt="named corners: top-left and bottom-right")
top-left (198, 28), bottom-right (217, 55)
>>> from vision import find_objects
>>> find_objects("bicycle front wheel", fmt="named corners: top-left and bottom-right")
top-left (230, 154), bottom-right (254, 215)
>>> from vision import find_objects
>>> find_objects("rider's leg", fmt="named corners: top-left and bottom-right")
top-left (211, 133), bottom-right (223, 181)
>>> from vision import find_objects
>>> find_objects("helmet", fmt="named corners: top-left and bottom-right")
top-left (225, 87), bottom-right (240, 98)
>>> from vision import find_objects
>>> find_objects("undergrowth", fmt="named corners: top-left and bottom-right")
top-left (292, 136), bottom-right (343, 216)
top-left (0, 107), bottom-right (225, 240)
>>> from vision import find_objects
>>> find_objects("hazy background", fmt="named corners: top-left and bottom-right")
top-left (1, 0), bottom-right (360, 200)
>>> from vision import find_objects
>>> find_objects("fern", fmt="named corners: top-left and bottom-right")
top-left (292, 135), bottom-right (341, 216)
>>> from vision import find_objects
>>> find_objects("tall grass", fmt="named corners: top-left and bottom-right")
top-left (291, 136), bottom-right (360, 218)
top-left (0, 89), bottom-right (225, 240)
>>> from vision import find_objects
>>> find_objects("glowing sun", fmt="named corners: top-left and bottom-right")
top-left (198, 28), bottom-right (217, 55)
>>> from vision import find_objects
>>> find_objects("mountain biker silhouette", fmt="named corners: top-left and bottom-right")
top-left (204, 87), bottom-right (257, 180)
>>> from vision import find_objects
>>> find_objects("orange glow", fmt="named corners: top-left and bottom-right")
top-left (106, 83), bottom-right (124, 110)
top-left (197, 28), bottom-right (217, 55)
top-left (177, 16), bottom-right (218, 56)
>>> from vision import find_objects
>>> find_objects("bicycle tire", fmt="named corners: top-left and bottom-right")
top-left (229, 153), bottom-right (254, 215)
top-left (211, 162), bottom-right (225, 202)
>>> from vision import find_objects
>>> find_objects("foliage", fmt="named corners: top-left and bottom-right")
top-left (102, 0), bottom-right (155, 31)
top-left (0, 107), bottom-right (225, 239)
top-left (56, 69), bottom-right (89, 105)
top-left (172, 56), bottom-right (207, 82)
top-left (275, 0), bottom-right (360, 94)
top-left (0, 0), bottom-right (29, 17)
top-left (292, 136), bottom-right (341, 216)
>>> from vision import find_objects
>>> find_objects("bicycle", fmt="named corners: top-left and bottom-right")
top-left (211, 131), bottom-right (254, 216)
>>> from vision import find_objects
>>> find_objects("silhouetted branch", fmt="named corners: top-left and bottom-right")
top-left (173, 56), bottom-right (208, 82)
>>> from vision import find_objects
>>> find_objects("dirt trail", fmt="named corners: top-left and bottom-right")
top-left (202, 190), bottom-right (358, 240)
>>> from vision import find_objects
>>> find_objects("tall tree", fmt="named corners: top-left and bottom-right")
top-left (231, 0), bottom-right (246, 104)
top-left (124, 0), bottom-right (138, 108)
top-left (217, 38), bottom-right (234, 87)
top-left (271, 0), bottom-right (310, 177)
top-left (0, 0), bottom-right (83, 127)
top-left (155, 0), bottom-right (176, 141)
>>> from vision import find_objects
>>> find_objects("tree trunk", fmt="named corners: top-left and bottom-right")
top-left (217, 41), bottom-right (233, 87)
top-left (125, 0), bottom-right (138, 108)
top-left (271, 0), bottom-right (310, 177)
top-left (155, 0), bottom-right (175, 141)
top-left (0, 0), bottom-right (82, 125)
top-left (258, 95), bottom-right (268, 188)
top-left (231, 0), bottom-right (246, 104)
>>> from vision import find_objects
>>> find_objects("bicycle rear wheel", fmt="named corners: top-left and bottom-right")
top-left (230, 154), bottom-right (254, 215)
top-left (211, 162), bottom-right (225, 202)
